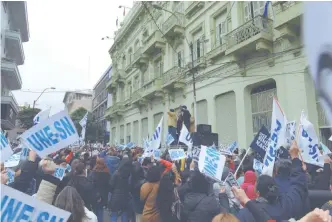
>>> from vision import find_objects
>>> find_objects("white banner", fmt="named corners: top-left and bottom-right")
top-left (304, 2), bottom-right (332, 128)
top-left (150, 116), bottom-right (163, 150)
top-left (33, 108), bottom-right (50, 125)
top-left (20, 110), bottom-right (79, 158)
top-left (79, 112), bottom-right (88, 128)
top-left (226, 141), bottom-right (238, 153)
top-left (1, 184), bottom-right (71, 221)
top-left (168, 149), bottom-right (186, 161)
top-left (178, 124), bottom-right (193, 152)
top-left (1, 131), bottom-right (13, 162)
top-left (198, 145), bottom-right (226, 182)
top-left (262, 97), bottom-right (287, 176)
top-left (299, 114), bottom-right (324, 167)
top-left (4, 152), bottom-right (21, 168)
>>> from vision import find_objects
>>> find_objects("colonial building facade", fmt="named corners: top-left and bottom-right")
top-left (106, 1), bottom-right (332, 148)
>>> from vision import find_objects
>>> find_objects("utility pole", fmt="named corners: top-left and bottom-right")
top-left (190, 42), bottom-right (198, 131)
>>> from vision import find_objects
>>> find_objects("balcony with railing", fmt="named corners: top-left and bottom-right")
top-left (132, 47), bottom-right (148, 68)
top-left (207, 36), bottom-right (227, 62)
top-left (106, 77), bottom-right (117, 93)
top-left (105, 102), bottom-right (125, 119)
top-left (225, 15), bottom-right (273, 56)
top-left (5, 29), bottom-right (25, 65)
top-left (162, 66), bottom-right (186, 90)
top-left (273, 1), bottom-right (302, 39)
top-left (185, 1), bottom-right (205, 18)
top-left (142, 30), bottom-right (166, 56)
top-left (1, 58), bottom-right (22, 90)
top-left (162, 12), bottom-right (185, 38)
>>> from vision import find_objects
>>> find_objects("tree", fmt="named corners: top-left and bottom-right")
top-left (70, 107), bottom-right (98, 143)
top-left (17, 107), bottom-right (41, 129)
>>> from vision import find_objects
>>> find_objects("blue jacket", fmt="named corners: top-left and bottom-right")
top-left (236, 158), bottom-right (308, 222)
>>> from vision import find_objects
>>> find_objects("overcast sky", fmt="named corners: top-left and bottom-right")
top-left (13, 0), bottom-right (134, 115)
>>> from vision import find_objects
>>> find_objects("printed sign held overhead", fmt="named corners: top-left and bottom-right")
top-left (20, 110), bottom-right (79, 158)
top-left (168, 149), bottom-right (186, 161)
top-left (1, 130), bottom-right (13, 162)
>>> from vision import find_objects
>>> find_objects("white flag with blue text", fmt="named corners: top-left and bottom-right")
top-left (299, 113), bottom-right (324, 167)
top-left (166, 133), bottom-right (175, 146)
top-left (179, 124), bottom-right (193, 152)
top-left (33, 108), bottom-right (50, 125)
top-left (79, 112), bottom-right (88, 141)
top-left (150, 116), bottom-right (163, 150)
top-left (262, 97), bottom-right (287, 176)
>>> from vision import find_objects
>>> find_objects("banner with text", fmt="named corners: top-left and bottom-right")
top-left (250, 125), bottom-right (270, 161)
top-left (150, 116), bottom-right (163, 150)
top-left (262, 97), bottom-right (287, 176)
top-left (168, 149), bottom-right (186, 161)
top-left (179, 124), bottom-right (193, 152)
top-left (1, 184), bottom-right (71, 221)
top-left (1, 130), bottom-right (13, 162)
top-left (20, 110), bottom-right (79, 158)
top-left (198, 145), bottom-right (226, 182)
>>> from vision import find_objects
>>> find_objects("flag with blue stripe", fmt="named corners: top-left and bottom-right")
top-left (33, 108), bottom-right (50, 125)
top-left (263, 1), bottom-right (270, 18)
top-left (150, 116), bottom-right (164, 150)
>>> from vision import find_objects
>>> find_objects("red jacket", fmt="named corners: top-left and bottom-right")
top-left (241, 170), bottom-right (257, 200)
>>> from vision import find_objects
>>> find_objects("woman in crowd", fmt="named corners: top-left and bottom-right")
top-left (55, 186), bottom-right (97, 222)
top-left (109, 157), bottom-right (132, 222)
top-left (130, 161), bottom-right (146, 222)
top-left (89, 157), bottom-right (111, 222)
top-left (141, 165), bottom-right (162, 222)
top-left (68, 161), bottom-right (96, 211)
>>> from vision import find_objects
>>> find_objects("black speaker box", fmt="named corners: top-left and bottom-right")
top-left (192, 132), bottom-right (218, 147)
top-left (197, 124), bottom-right (212, 134)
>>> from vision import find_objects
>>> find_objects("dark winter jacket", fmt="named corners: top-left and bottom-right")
top-left (236, 158), bottom-right (308, 222)
top-left (68, 175), bottom-right (96, 210)
top-left (9, 160), bottom-right (38, 194)
top-left (89, 171), bottom-right (111, 207)
top-left (183, 192), bottom-right (221, 222)
top-left (53, 174), bottom-right (71, 204)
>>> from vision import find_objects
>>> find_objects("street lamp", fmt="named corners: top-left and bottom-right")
top-left (118, 5), bottom-right (131, 9)
top-left (33, 87), bottom-right (56, 109)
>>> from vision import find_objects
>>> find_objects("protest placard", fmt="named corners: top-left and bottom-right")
top-left (250, 125), bottom-right (270, 161)
top-left (20, 110), bottom-right (79, 158)
top-left (253, 159), bottom-right (264, 174)
top-left (226, 141), bottom-right (238, 154)
top-left (20, 147), bottom-right (29, 160)
top-left (286, 121), bottom-right (296, 147)
top-left (1, 130), bottom-right (13, 162)
top-left (53, 167), bottom-right (66, 181)
top-left (4, 152), bottom-right (21, 168)
top-left (166, 133), bottom-right (175, 146)
top-left (191, 147), bottom-right (201, 162)
top-left (66, 164), bottom-right (72, 173)
top-left (225, 172), bottom-right (239, 188)
top-left (1, 184), bottom-right (71, 221)
top-left (198, 146), bottom-right (226, 182)
top-left (168, 149), bottom-right (186, 161)
top-left (153, 149), bottom-right (161, 160)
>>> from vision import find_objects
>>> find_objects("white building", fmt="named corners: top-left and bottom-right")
top-left (92, 65), bottom-right (112, 143)
top-left (63, 91), bottom-right (93, 114)
top-left (106, 1), bottom-right (332, 148)
top-left (1, 1), bottom-right (29, 130)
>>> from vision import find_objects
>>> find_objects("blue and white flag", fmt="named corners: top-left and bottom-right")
top-left (79, 112), bottom-right (88, 128)
top-left (166, 133), bottom-right (175, 146)
top-left (20, 110), bottom-right (79, 158)
top-left (226, 141), bottom-right (238, 154)
top-left (299, 112), bottom-right (324, 167)
top-left (262, 97), bottom-right (287, 177)
top-left (1, 130), bottom-right (13, 162)
top-left (150, 116), bottom-right (163, 150)
top-left (6, 168), bottom-right (15, 184)
top-left (33, 108), bottom-right (51, 125)
top-left (179, 124), bottom-right (193, 152)
top-left (198, 145), bottom-right (226, 182)
top-left (53, 167), bottom-right (66, 181)
top-left (143, 138), bottom-right (150, 150)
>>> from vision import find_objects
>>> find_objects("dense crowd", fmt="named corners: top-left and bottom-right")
top-left (2, 141), bottom-right (332, 222)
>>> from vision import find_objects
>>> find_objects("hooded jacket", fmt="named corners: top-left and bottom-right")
top-left (241, 171), bottom-right (257, 200)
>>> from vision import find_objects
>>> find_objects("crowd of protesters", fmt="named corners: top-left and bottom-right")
top-left (2, 140), bottom-right (332, 222)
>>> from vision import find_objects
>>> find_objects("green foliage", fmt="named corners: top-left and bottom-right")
top-left (17, 107), bottom-right (41, 129)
